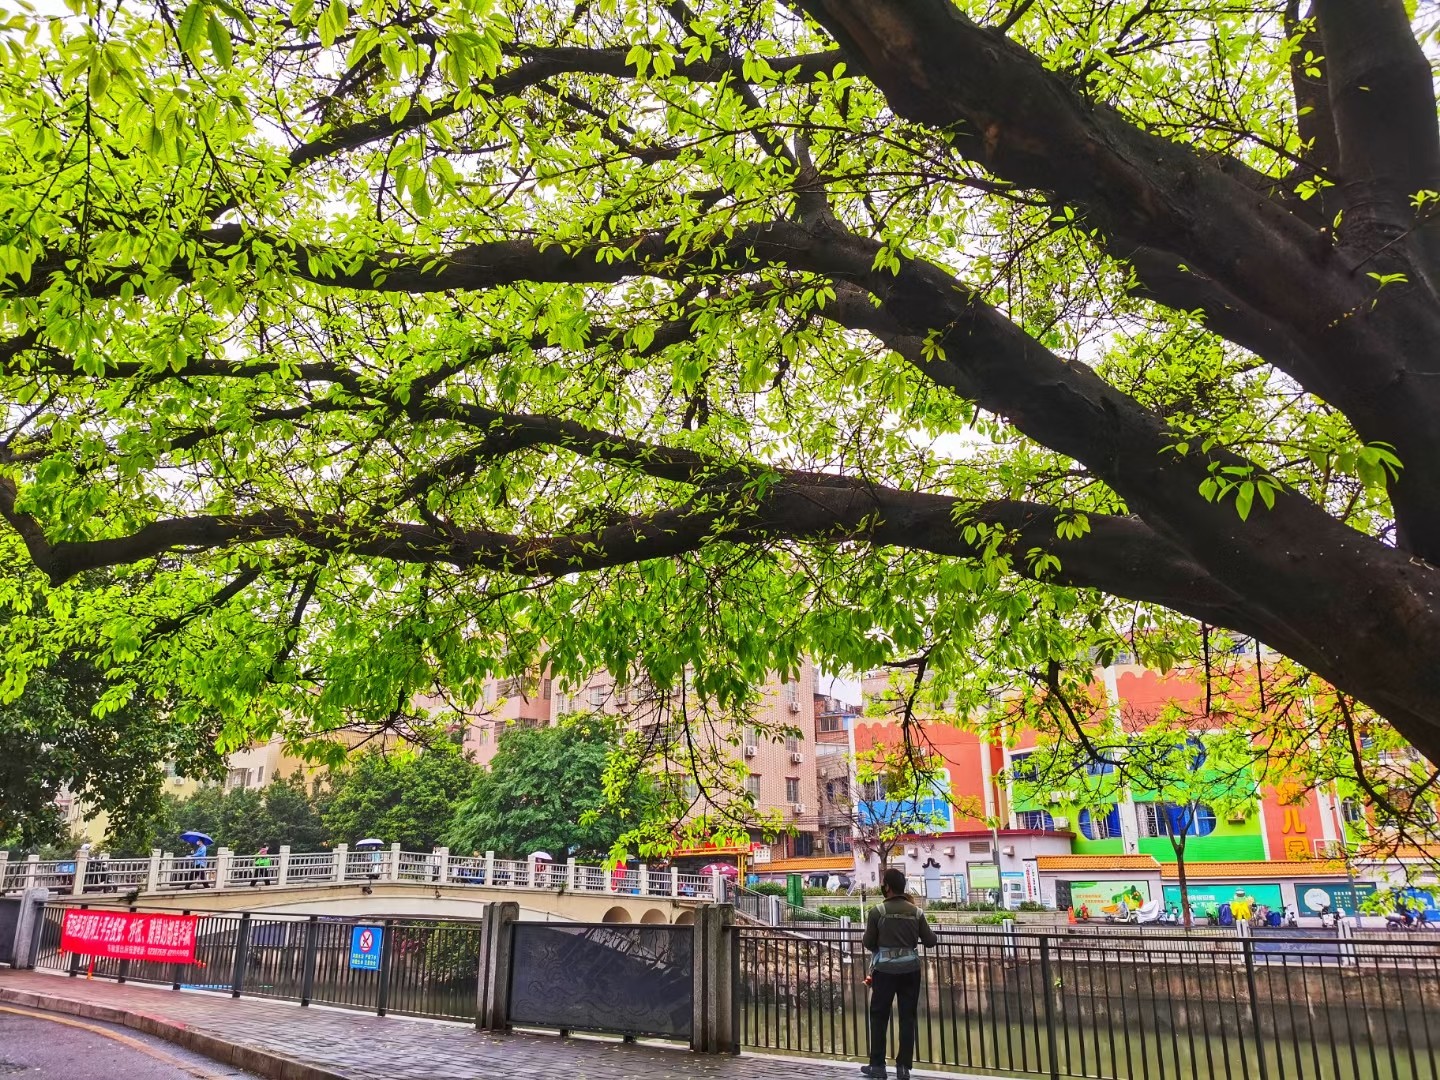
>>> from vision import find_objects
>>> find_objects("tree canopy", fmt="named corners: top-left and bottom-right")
top-left (321, 746), bottom-right (480, 849)
top-left (107, 771), bottom-right (328, 856)
top-left (0, 1), bottom-right (1438, 792)
top-left (447, 716), bottom-right (659, 858)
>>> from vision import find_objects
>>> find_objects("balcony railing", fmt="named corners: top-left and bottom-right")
top-left (0, 846), bottom-right (723, 902)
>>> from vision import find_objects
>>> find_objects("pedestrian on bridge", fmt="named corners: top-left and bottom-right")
top-left (861, 867), bottom-right (937, 1080)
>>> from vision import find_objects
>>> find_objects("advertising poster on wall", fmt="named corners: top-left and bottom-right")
top-left (1298, 882), bottom-right (1376, 914)
top-left (1066, 880), bottom-right (1151, 915)
top-left (1162, 883), bottom-right (1283, 913)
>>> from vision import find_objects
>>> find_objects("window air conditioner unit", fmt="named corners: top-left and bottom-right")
top-left (1051, 816), bottom-right (1070, 830)
top-left (788, 702), bottom-right (802, 713)
top-left (790, 751), bottom-right (803, 764)
top-left (942, 846), bottom-right (955, 857)
top-left (792, 803), bottom-right (807, 815)
top-left (907, 847), bottom-right (919, 858)
top-left (1002, 845), bottom-right (1016, 856)
top-left (744, 745), bottom-right (757, 757)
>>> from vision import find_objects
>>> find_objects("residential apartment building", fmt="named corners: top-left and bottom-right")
top-left (456, 660), bottom-right (849, 861)
top-left (853, 660), bottom-right (1400, 910)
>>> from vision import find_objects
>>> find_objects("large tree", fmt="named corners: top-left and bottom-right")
top-left (0, 2), bottom-right (1438, 779)
top-left (322, 747), bottom-right (479, 849)
top-left (447, 716), bottom-right (659, 859)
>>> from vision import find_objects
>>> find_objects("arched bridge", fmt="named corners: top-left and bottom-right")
top-left (2, 847), bottom-right (717, 925)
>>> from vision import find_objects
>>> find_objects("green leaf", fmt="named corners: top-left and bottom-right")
top-left (1235, 482), bottom-right (1254, 521)
top-left (177, 0), bottom-right (208, 52)
top-left (206, 12), bottom-right (233, 67)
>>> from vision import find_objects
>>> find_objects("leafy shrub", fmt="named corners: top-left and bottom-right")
top-left (818, 905), bottom-right (862, 920)
top-left (752, 882), bottom-right (787, 896)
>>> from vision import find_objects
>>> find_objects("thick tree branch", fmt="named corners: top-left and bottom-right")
top-left (1314, 0), bottom-right (1440, 262)
top-left (290, 46), bottom-right (842, 170)
top-left (1283, 1), bottom-right (1341, 187)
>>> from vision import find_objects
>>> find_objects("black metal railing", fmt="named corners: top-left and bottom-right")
top-left (735, 924), bottom-right (1440, 1080)
top-left (33, 903), bottom-right (484, 1023)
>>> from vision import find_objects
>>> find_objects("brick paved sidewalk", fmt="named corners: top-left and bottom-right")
top-left (0, 970), bottom-right (961, 1080)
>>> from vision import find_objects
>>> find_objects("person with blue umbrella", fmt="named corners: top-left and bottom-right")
top-left (179, 831), bottom-right (213, 889)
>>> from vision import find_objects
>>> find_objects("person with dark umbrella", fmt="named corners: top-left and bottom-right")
top-left (861, 867), bottom-right (937, 1080)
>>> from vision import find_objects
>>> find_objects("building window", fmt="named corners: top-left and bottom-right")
top-left (827, 828), bottom-right (853, 854)
top-left (1084, 757), bottom-right (1116, 776)
top-left (1017, 810), bottom-right (1056, 832)
top-left (746, 774), bottom-right (761, 800)
top-left (786, 734), bottom-right (800, 753)
top-left (683, 778), bottom-right (700, 801)
top-left (1340, 797), bottom-right (1364, 824)
top-left (1010, 752), bottom-right (1037, 781)
top-left (1079, 806), bottom-right (1121, 840)
top-left (542, 678), bottom-right (552, 699)
top-left (256, 766), bottom-right (264, 785)
top-left (818, 714), bottom-right (844, 733)
top-left (785, 681), bottom-right (800, 705)
top-left (616, 685), bottom-right (629, 706)
top-left (825, 779), bottom-right (844, 803)
top-left (1138, 802), bottom-right (1217, 838)
top-left (786, 777), bottom-right (801, 803)
top-left (589, 685), bottom-right (607, 707)
top-left (968, 841), bottom-right (991, 855)
top-left (748, 726), bottom-right (763, 746)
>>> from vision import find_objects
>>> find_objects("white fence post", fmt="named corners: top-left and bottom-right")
top-left (639, 863), bottom-right (650, 896)
top-left (484, 850), bottom-right (495, 887)
top-left (23, 854), bottom-right (38, 892)
top-left (388, 843), bottom-right (402, 882)
top-left (277, 845), bottom-right (291, 887)
top-left (434, 847), bottom-right (448, 884)
top-left (566, 858), bottom-right (577, 891)
top-left (215, 847), bottom-right (233, 889)
top-left (146, 850), bottom-right (161, 892)
top-left (161, 851), bottom-right (174, 890)
top-left (670, 866), bottom-right (680, 899)
top-left (0, 850), bottom-right (9, 888)
top-left (711, 870), bottom-right (723, 903)
top-left (332, 844), bottom-right (348, 883)
top-left (71, 851), bottom-right (88, 897)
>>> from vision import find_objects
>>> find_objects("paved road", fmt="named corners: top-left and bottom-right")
top-left (0, 1004), bottom-right (263, 1079)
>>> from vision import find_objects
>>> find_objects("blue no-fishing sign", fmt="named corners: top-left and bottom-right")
top-left (349, 925), bottom-right (383, 971)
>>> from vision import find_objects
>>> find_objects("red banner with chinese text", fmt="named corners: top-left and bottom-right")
top-left (60, 909), bottom-right (198, 963)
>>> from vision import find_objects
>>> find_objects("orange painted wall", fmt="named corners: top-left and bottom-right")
top-left (853, 719), bottom-right (992, 830)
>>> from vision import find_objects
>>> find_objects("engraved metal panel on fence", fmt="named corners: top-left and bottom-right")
top-left (508, 923), bottom-right (693, 1039)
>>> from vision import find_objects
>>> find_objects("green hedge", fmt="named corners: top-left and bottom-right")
top-left (817, 904), bottom-right (863, 920)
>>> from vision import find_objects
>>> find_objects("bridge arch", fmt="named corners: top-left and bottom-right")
top-left (640, 908), bottom-right (668, 925)
top-left (672, 910), bottom-right (695, 925)
top-left (601, 905), bottom-right (633, 923)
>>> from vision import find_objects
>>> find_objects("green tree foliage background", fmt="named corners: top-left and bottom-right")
top-left (448, 717), bottom-right (659, 859)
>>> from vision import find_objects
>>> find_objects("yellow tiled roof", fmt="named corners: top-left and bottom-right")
top-left (754, 855), bottom-right (856, 873)
top-left (1158, 860), bottom-right (1348, 880)
top-left (1035, 855), bottom-right (1161, 871)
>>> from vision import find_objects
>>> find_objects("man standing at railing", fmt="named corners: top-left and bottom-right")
top-left (861, 868), bottom-right (937, 1080)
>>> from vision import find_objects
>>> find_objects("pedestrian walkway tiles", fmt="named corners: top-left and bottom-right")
top-left (0, 971), bottom-right (917, 1080)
